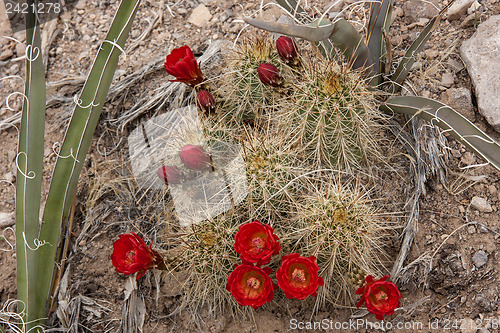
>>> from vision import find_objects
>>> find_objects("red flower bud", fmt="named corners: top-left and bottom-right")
top-left (356, 275), bottom-right (401, 320)
top-left (276, 36), bottom-right (298, 64)
top-left (257, 63), bottom-right (282, 87)
top-left (111, 233), bottom-right (165, 280)
top-left (180, 144), bottom-right (212, 171)
top-left (164, 45), bottom-right (204, 87)
top-left (157, 165), bottom-right (184, 185)
top-left (226, 264), bottom-right (276, 309)
top-left (234, 220), bottom-right (280, 266)
top-left (197, 90), bottom-right (216, 113)
top-left (276, 253), bottom-right (324, 300)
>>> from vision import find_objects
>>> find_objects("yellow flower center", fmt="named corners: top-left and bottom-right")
top-left (292, 268), bottom-right (306, 282)
top-left (247, 277), bottom-right (261, 289)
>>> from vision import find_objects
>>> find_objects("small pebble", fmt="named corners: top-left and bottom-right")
top-left (441, 72), bottom-right (455, 87)
top-left (0, 49), bottom-right (14, 61)
top-left (471, 196), bottom-right (493, 213)
top-left (477, 224), bottom-right (488, 233)
top-left (488, 185), bottom-right (497, 195)
top-left (472, 250), bottom-right (488, 268)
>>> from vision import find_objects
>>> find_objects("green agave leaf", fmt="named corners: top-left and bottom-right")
top-left (243, 17), bottom-right (373, 70)
top-left (367, 0), bottom-right (393, 84)
top-left (244, 16), bottom-right (333, 41)
top-left (390, 0), bottom-right (455, 91)
top-left (36, 0), bottom-right (141, 323)
top-left (271, 0), bottom-right (343, 59)
top-left (380, 96), bottom-right (500, 171)
top-left (15, 2), bottom-right (46, 329)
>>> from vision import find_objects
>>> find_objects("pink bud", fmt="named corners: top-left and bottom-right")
top-left (276, 36), bottom-right (298, 64)
top-left (197, 90), bottom-right (216, 113)
top-left (257, 63), bottom-right (282, 87)
top-left (180, 145), bottom-right (212, 171)
top-left (157, 166), bottom-right (184, 185)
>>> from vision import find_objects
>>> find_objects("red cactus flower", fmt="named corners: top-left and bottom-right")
top-left (356, 275), bottom-right (401, 320)
top-left (111, 233), bottom-right (165, 280)
top-left (180, 144), bottom-right (212, 171)
top-left (226, 263), bottom-right (276, 309)
top-left (197, 90), bottom-right (216, 113)
top-left (276, 36), bottom-right (298, 64)
top-left (157, 165), bottom-right (184, 185)
top-left (234, 220), bottom-right (280, 266)
top-left (276, 253), bottom-right (324, 300)
top-left (164, 45), bottom-right (204, 87)
top-left (257, 63), bottom-right (282, 87)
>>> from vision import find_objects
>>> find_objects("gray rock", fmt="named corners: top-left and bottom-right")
top-left (474, 294), bottom-right (491, 311)
top-left (472, 250), bottom-right (488, 268)
top-left (460, 13), bottom-right (477, 28)
top-left (403, 0), bottom-right (440, 19)
top-left (0, 48), bottom-right (13, 61)
top-left (441, 72), bottom-right (455, 87)
top-left (0, 212), bottom-right (15, 228)
top-left (0, 2), bottom-right (13, 37)
top-left (477, 224), bottom-right (489, 233)
top-left (477, 328), bottom-right (490, 333)
top-left (488, 185), bottom-right (497, 195)
top-left (467, 1), bottom-right (481, 15)
top-left (462, 150), bottom-right (474, 163)
top-left (461, 15), bottom-right (500, 132)
top-left (447, 58), bottom-right (465, 73)
top-left (75, 0), bottom-right (86, 10)
top-left (15, 43), bottom-right (25, 58)
top-left (471, 196), bottom-right (493, 213)
top-left (447, 0), bottom-right (474, 21)
top-left (442, 87), bottom-right (475, 122)
top-left (188, 4), bottom-right (212, 28)
top-left (391, 7), bottom-right (404, 24)
top-left (3, 172), bottom-right (15, 183)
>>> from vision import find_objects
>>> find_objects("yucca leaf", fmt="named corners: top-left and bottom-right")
top-left (272, 0), bottom-right (338, 59)
top-left (244, 16), bottom-right (373, 70)
top-left (367, 0), bottom-right (393, 84)
top-left (35, 0), bottom-right (141, 322)
top-left (380, 96), bottom-right (500, 171)
top-left (390, 1), bottom-right (455, 90)
top-left (15, 1), bottom-right (46, 329)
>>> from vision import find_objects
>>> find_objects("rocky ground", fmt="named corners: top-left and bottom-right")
top-left (1, 0), bottom-right (500, 332)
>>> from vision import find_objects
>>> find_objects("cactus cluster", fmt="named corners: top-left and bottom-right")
top-left (148, 34), bottom-right (394, 313)
top-left (280, 177), bottom-right (389, 306)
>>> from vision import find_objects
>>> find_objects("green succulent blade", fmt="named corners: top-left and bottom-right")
top-left (15, 2), bottom-right (46, 329)
top-left (380, 96), bottom-right (500, 171)
top-left (367, 0), bottom-right (393, 84)
top-left (274, 0), bottom-right (335, 58)
top-left (243, 17), bottom-right (372, 70)
top-left (36, 0), bottom-right (141, 320)
top-left (244, 16), bottom-right (334, 42)
top-left (390, 1), bottom-right (454, 90)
